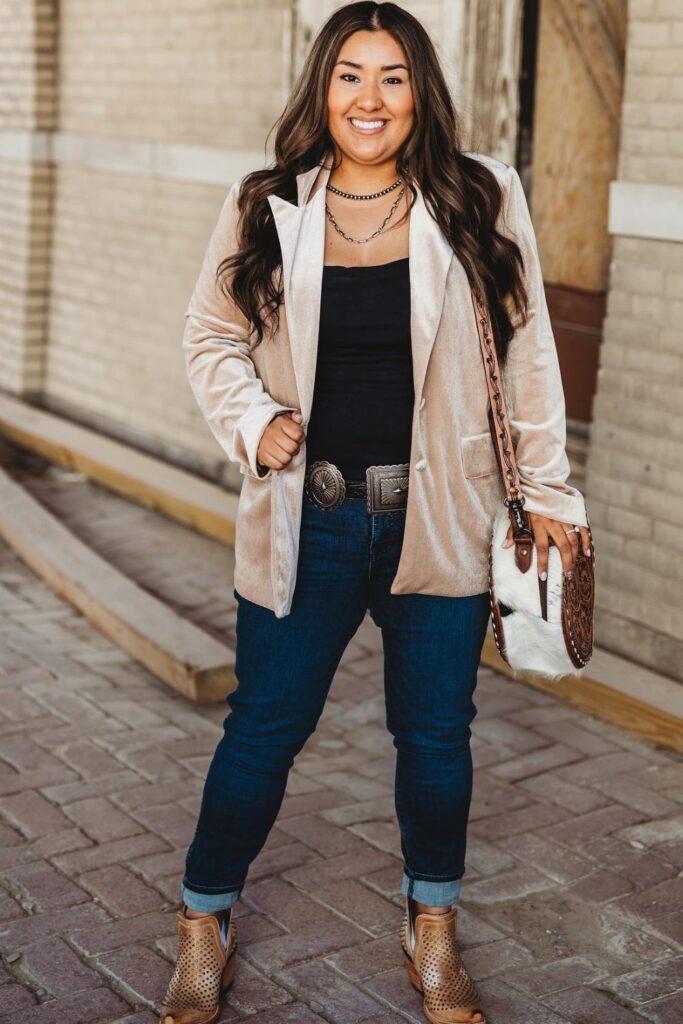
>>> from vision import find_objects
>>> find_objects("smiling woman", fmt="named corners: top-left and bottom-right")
top-left (322, 30), bottom-right (414, 265)
top-left (331, 47), bottom-right (412, 139)
top-left (212, 2), bottom-right (531, 360)
top-left (162, 4), bottom-right (590, 1023)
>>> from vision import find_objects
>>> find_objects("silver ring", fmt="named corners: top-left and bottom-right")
top-left (564, 526), bottom-right (579, 534)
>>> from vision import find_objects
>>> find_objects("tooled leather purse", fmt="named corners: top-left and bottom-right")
top-left (470, 285), bottom-right (595, 678)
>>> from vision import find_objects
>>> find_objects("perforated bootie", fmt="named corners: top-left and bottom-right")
top-left (159, 905), bottom-right (237, 1024)
top-left (401, 896), bottom-right (485, 1024)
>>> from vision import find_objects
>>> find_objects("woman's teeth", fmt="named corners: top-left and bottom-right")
top-left (349, 118), bottom-right (387, 132)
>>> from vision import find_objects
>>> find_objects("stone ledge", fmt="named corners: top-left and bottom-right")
top-left (0, 460), bottom-right (236, 704)
top-left (481, 636), bottom-right (683, 754)
top-left (0, 392), bottom-right (238, 547)
top-left (0, 128), bottom-right (267, 186)
top-left (609, 180), bottom-right (683, 243)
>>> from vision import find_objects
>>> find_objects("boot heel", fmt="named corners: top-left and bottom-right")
top-left (403, 950), bottom-right (423, 992)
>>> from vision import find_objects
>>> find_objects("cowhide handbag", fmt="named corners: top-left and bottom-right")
top-left (470, 285), bottom-right (595, 679)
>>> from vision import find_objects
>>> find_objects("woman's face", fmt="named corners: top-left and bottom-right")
top-left (327, 29), bottom-right (414, 168)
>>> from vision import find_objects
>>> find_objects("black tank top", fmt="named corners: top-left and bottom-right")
top-left (305, 256), bottom-right (414, 481)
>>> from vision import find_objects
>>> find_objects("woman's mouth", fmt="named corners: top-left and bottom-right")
top-left (348, 117), bottom-right (388, 135)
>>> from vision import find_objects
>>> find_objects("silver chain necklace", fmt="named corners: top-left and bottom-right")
top-left (325, 184), bottom-right (406, 245)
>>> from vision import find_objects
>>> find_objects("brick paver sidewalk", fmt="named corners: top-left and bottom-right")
top-left (0, 447), bottom-right (682, 1023)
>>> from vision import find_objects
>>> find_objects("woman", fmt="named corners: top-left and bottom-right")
top-left (161, 3), bottom-right (590, 1023)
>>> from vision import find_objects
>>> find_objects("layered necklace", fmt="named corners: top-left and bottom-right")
top-left (325, 175), bottom-right (405, 245)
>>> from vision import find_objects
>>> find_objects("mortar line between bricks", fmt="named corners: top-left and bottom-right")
top-left (240, 945), bottom-right (423, 1024)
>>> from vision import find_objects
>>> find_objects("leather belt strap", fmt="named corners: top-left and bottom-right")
top-left (345, 480), bottom-right (367, 498)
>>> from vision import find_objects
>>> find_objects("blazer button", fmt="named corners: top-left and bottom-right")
top-left (415, 458), bottom-right (427, 471)
top-left (419, 397), bottom-right (426, 411)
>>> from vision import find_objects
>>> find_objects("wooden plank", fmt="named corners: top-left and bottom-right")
top-left (481, 634), bottom-right (683, 753)
top-left (0, 394), bottom-right (238, 546)
top-left (555, 0), bottom-right (625, 128)
top-left (0, 467), bottom-right (236, 703)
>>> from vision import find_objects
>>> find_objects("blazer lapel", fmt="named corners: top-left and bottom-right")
top-left (408, 186), bottom-right (454, 403)
top-left (268, 161), bottom-right (331, 422)
top-left (267, 158), bottom-right (453, 422)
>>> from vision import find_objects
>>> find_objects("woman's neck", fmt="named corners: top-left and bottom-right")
top-left (328, 160), bottom-right (400, 196)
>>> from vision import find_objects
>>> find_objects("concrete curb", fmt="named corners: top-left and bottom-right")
top-left (0, 463), bottom-right (236, 703)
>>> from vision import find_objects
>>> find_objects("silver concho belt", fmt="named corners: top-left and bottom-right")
top-left (304, 459), bottom-right (409, 514)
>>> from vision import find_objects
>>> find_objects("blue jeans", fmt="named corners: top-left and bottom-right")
top-left (181, 491), bottom-right (490, 911)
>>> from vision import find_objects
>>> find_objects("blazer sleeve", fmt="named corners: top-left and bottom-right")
top-left (499, 164), bottom-right (589, 528)
top-left (181, 178), bottom-right (298, 479)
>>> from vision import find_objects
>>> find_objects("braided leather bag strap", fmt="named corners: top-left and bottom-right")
top-left (470, 284), bottom-right (534, 574)
top-left (470, 283), bottom-right (596, 669)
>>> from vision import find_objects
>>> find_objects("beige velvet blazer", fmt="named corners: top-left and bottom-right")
top-left (182, 150), bottom-right (588, 618)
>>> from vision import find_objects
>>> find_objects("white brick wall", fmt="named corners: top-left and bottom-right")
top-left (44, 166), bottom-right (242, 487)
top-left (618, 0), bottom-right (683, 184)
top-left (58, 0), bottom-right (289, 148)
top-left (586, 1), bottom-right (683, 680)
top-left (0, 0), bottom-right (55, 395)
top-left (44, 0), bottom-right (277, 486)
top-left (0, 0), bottom-right (37, 129)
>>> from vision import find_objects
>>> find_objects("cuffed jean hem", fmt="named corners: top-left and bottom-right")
top-left (180, 882), bottom-right (242, 913)
top-left (401, 870), bottom-right (463, 907)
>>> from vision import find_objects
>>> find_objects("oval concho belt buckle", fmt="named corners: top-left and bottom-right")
top-left (305, 460), bottom-right (346, 511)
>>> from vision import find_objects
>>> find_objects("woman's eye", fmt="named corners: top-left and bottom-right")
top-left (339, 74), bottom-right (404, 85)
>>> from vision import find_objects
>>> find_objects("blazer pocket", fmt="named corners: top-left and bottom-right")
top-left (461, 432), bottom-right (499, 479)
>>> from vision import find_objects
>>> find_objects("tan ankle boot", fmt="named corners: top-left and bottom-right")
top-left (401, 897), bottom-right (485, 1024)
top-left (159, 906), bottom-right (237, 1024)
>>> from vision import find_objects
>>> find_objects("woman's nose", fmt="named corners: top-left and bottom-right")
top-left (356, 89), bottom-right (383, 110)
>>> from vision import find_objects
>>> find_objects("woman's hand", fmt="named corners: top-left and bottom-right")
top-left (256, 410), bottom-right (305, 472)
top-left (503, 512), bottom-right (591, 579)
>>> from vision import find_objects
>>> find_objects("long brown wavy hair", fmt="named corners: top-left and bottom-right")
top-left (217, 1), bottom-right (528, 362)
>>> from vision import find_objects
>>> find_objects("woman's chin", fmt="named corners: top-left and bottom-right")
top-left (339, 134), bottom-right (392, 162)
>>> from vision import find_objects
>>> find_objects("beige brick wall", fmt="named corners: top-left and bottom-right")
top-left (58, 0), bottom-right (288, 148)
top-left (0, 1), bottom-right (56, 396)
top-left (38, 0), bottom-right (292, 490)
top-left (43, 166), bottom-right (242, 489)
top-left (618, 0), bottom-right (683, 185)
top-left (1, 0), bottom-right (37, 129)
top-left (0, 159), bottom-right (53, 395)
top-left (585, 0), bottom-right (683, 680)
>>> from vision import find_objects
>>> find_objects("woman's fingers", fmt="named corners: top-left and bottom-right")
top-left (278, 413), bottom-right (306, 444)
top-left (257, 412), bottom-right (304, 470)
top-left (547, 520), bottom-right (576, 574)
top-left (503, 513), bottom-right (590, 579)
top-left (257, 445), bottom-right (286, 470)
top-left (579, 526), bottom-right (592, 557)
top-left (535, 531), bottom-right (550, 579)
top-left (565, 523), bottom-right (580, 560)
